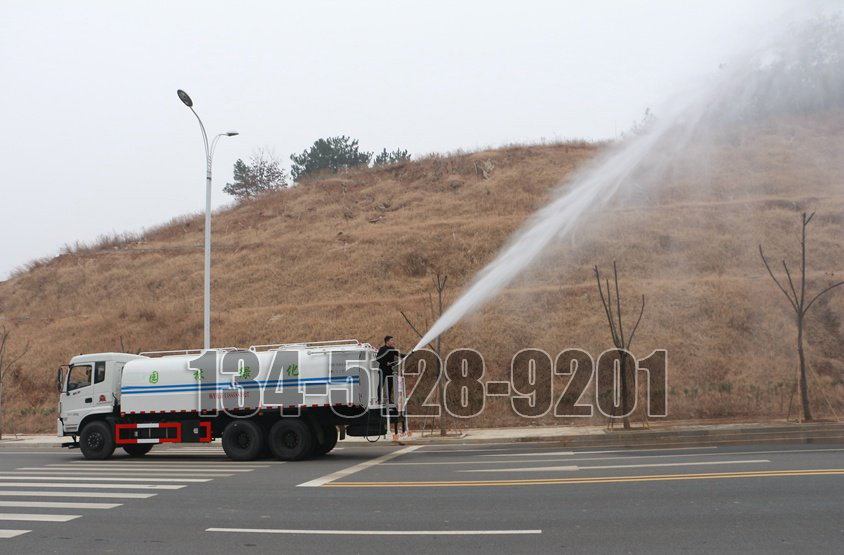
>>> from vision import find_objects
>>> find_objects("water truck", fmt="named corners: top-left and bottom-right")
top-left (56, 340), bottom-right (403, 460)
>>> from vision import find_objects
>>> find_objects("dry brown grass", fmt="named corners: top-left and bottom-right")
top-left (1, 116), bottom-right (843, 433)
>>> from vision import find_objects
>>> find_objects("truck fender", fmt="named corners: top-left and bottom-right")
top-left (78, 413), bottom-right (118, 434)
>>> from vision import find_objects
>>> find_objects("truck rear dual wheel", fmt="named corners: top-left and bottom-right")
top-left (79, 421), bottom-right (116, 460)
top-left (222, 420), bottom-right (264, 461)
top-left (313, 425), bottom-right (338, 456)
top-left (268, 419), bottom-right (313, 461)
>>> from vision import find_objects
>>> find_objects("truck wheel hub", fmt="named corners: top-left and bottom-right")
top-left (87, 432), bottom-right (103, 450)
top-left (283, 431), bottom-right (299, 449)
top-left (235, 432), bottom-right (251, 449)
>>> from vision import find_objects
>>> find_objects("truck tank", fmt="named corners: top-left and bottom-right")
top-left (120, 342), bottom-right (376, 415)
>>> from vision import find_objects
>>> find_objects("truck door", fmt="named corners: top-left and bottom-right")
top-left (61, 361), bottom-right (105, 433)
top-left (92, 361), bottom-right (116, 409)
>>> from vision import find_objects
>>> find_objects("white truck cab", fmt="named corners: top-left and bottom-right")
top-left (57, 353), bottom-right (144, 436)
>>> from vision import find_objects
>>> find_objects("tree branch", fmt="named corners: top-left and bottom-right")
top-left (400, 310), bottom-right (425, 340)
top-left (782, 260), bottom-right (800, 309)
top-left (759, 245), bottom-right (798, 312)
top-left (803, 281), bottom-right (844, 315)
top-left (626, 295), bottom-right (646, 350)
top-left (606, 279), bottom-right (622, 347)
top-left (594, 267), bottom-right (620, 348)
top-left (613, 261), bottom-right (625, 350)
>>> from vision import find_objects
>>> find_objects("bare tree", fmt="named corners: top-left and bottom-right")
top-left (400, 273), bottom-right (448, 436)
top-left (759, 212), bottom-right (844, 422)
top-left (0, 326), bottom-right (31, 439)
top-left (594, 262), bottom-right (645, 430)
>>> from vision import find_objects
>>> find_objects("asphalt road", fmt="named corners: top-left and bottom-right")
top-left (0, 440), bottom-right (842, 554)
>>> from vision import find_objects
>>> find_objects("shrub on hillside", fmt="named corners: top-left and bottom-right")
top-left (374, 148), bottom-right (411, 167)
top-left (290, 136), bottom-right (372, 181)
top-left (224, 149), bottom-right (288, 199)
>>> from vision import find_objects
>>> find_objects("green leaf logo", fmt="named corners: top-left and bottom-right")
top-left (149, 371), bottom-right (159, 384)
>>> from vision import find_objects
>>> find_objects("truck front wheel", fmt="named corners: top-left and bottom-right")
top-left (268, 419), bottom-right (313, 461)
top-left (222, 420), bottom-right (263, 461)
top-left (79, 421), bottom-right (116, 460)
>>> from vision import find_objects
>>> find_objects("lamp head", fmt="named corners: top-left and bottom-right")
top-left (177, 89), bottom-right (193, 107)
top-left (225, 131), bottom-right (239, 137)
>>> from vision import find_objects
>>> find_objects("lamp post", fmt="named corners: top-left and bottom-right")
top-left (177, 89), bottom-right (238, 350)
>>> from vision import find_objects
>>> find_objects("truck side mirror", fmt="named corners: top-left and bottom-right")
top-left (56, 367), bottom-right (64, 393)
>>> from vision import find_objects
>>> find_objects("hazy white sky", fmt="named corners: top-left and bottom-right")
top-left (0, 0), bottom-right (804, 279)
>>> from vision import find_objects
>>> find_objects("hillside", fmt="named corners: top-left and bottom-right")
top-left (2, 111), bottom-right (844, 433)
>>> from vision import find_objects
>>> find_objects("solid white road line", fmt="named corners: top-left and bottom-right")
top-left (419, 447), bottom-right (524, 454)
top-left (42, 465), bottom-right (257, 472)
top-left (0, 491), bottom-right (156, 499)
top-left (0, 501), bottom-right (121, 510)
top-left (158, 449), bottom-right (223, 452)
top-left (481, 451), bottom-right (576, 457)
top-left (0, 482), bottom-right (184, 490)
top-left (146, 454), bottom-right (234, 457)
top-left (460, 465), bottom-right (578, 472)
top-left (0, 475), bottom-right (208, 483)
top-left (482, 446), bottom-right (720, 457)
top-left (206, 527), bottom-right (542, 536)
top-left (160, 451), bottom-right (225, 454)
top-left (475, 447), bottom-right (844, 464)
top-left (458, 459), bottom-right (772, 473)
top-left (0, 513), bottom-right (80, 522)
top-left (298, 446), bottom-right (421, 487)
top-left (148, 449), bottom-right (224, 452)
top-left (385, 448), bottom-right (844, 466)
top-left (64, 459), bottom-right (264, 463)
top-left (158, 445), bottom-right (222, 448)
top-left (0, 451), bottom-right (67, 455)
top-left (386, 460), bottom-right (577, 466)
top-left (423, 441), bottom-right (558, 447)
top-left (64, 460), bottom-right (276, 466)
top-left (0, 529), bottom-right (30, 539)
top-left (8, 470), bottom-right (234, 478)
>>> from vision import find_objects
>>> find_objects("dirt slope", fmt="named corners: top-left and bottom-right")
top-left (2, 112), bottom-right (843, 432)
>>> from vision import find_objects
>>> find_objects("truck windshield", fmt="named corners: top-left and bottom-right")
top-left (67, 364), bottom-right (93, 392)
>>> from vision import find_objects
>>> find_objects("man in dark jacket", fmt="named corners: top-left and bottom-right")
top-left (375, 335), bottom-right (403, 405)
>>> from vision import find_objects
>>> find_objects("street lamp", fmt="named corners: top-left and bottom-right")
top-left (177, 89), bottom-right (238, 350)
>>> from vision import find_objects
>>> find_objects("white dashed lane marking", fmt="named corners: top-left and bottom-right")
top-left (0, 513), bottom-right (80, 522)
top-left (0, 482), bottom-right (185, 489)
top-left (0, 491), bottom-right (156, 499)
top-left (0, 530), bottom-right (30, 539)
top-left (0, 454), bottom-right (270, 539)
top-left (40, 465), bottom-right (257, 472)
top-left (8, 470), bottom-right (234, 478)
top-left (0, 475), bottom-right (211, 483)
top-left (0, 501), bottom-right (120, 510)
